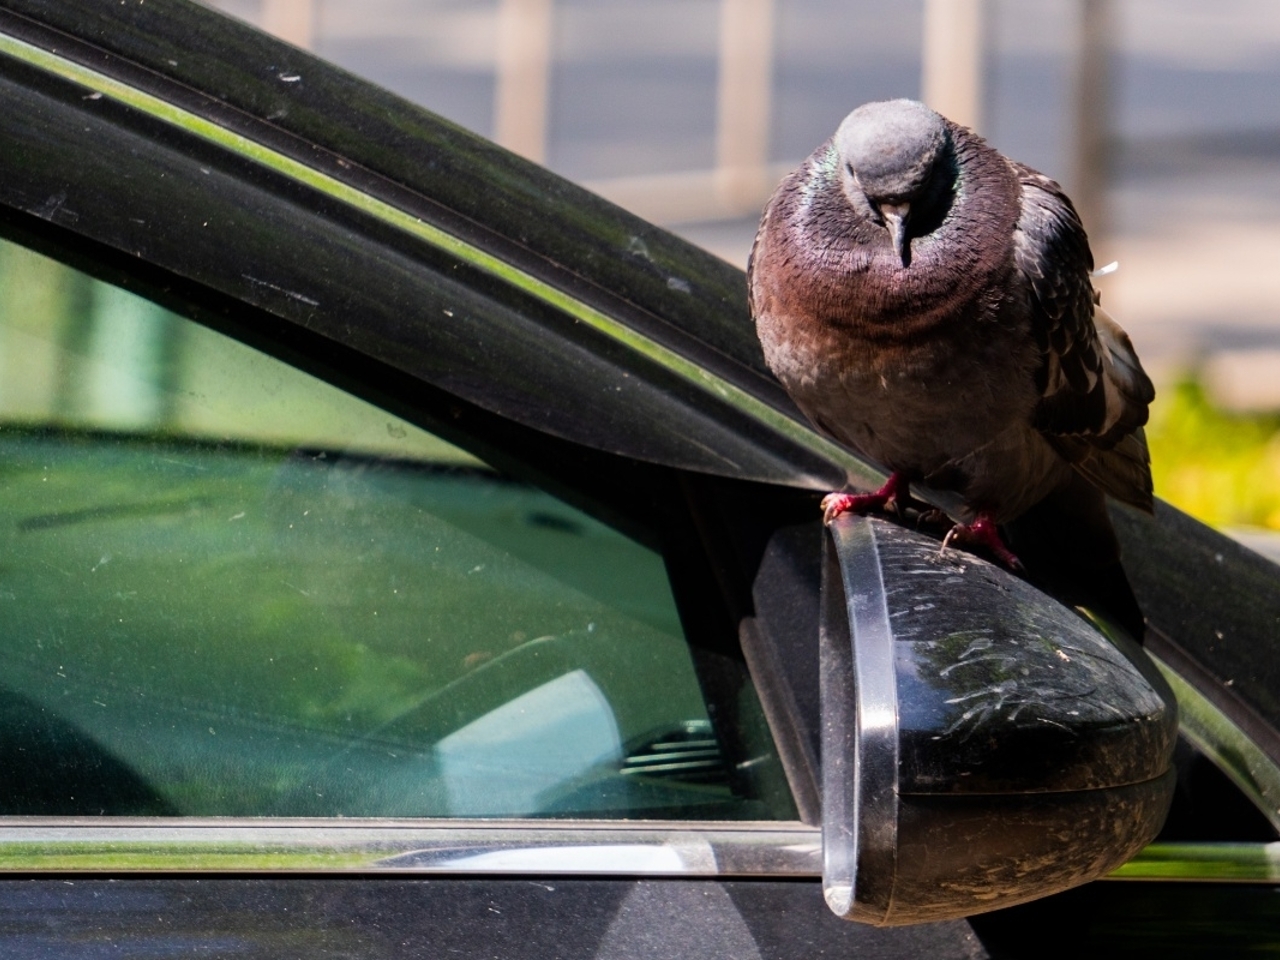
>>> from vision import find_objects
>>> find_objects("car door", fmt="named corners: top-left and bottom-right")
top-left (3, 3), bottom-right (1280, 958)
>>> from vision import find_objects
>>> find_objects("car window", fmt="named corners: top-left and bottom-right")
top-left (0, 236), bottom-right (794, 821)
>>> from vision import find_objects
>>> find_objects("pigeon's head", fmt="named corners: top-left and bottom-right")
top-left (835, 99), bottom-right (952, 266)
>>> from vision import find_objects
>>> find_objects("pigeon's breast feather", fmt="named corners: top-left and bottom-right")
top-left (752, 156), bottom-right (1044, 491)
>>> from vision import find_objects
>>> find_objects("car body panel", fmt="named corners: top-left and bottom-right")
top-left (0, 877), bottom-right (989, 960)
top-left (0, 0), bottom-right (1278, 955)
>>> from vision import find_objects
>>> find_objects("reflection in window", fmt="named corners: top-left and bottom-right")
top-left (436, 670), bottom-right (622, 817)
top-left (0, 238), bottom-right (793, 820)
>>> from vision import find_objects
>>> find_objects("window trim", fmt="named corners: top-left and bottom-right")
top-left (0, 814), bottom-right (1276, 884)
top-left (0, 820), bottom-right (821, 876)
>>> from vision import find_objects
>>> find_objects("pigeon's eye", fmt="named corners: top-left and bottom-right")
top-left (845, 162), bottom-right (856, 177)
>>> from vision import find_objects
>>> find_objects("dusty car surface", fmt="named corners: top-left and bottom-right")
top-left (0, 1), bottom-right (1278, 956)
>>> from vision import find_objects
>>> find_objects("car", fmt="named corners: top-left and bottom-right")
top-left (0, 0), bottom-right (1278, 956)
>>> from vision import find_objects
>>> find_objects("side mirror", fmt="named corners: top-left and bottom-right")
top-left (820, 515), bottom-right (1176, 926)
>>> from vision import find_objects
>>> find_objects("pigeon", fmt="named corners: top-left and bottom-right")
top-left (749, 98), bottom-right (1154, 579)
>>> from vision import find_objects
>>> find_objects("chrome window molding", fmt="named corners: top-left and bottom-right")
top-left (1114, 841), bottom-right (1280, 883)
top-left (3, 819), bottom-right (1277, 884)
top-left (0, 820), bottom-right (820, 876)
top-left (0, 28), bottom-right (881, 497)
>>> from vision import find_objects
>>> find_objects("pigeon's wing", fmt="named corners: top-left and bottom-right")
top-left (1012, 164), bottom-right (1156, 511)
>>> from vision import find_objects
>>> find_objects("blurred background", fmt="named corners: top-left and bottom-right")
top-left (195, 0), bottom-right (1280, 538)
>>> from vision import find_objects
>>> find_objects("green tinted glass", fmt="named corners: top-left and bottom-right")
top-left (0, 239), bottom-right (793, 820)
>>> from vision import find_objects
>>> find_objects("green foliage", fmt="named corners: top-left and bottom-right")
top-left (1146, 377), bottom-right (1280, 530)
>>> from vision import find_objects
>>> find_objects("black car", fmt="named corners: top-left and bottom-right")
top-left (0, 1), bottom-right (1278, 956)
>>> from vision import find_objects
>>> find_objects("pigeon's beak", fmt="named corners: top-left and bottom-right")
top-left (881, 201), bottom-right (911, 266)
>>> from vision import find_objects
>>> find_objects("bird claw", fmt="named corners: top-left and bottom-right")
top-left (821, 491), bottom-right (887, 524)
top-left (821, 473), bottom-right (906, 525)
top-left (941, 516), bottom-right (1024, 572)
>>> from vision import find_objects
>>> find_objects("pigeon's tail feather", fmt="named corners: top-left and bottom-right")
top-left (1036, 302), bottom-right (1155, 511)
top-left (1095, 304), bottom-right (1155, 443)
top-left (1048, 428), bottom-right (1154, 514)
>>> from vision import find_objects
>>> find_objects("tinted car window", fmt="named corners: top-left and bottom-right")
top-left (0, 237), bottom-right (793, 820)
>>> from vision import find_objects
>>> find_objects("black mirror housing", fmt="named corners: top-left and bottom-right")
top-left (821, 516), bottom-right (1177, 926)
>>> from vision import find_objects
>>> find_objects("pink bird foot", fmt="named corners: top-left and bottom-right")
top-left (820, 472), bottom-right (907, 525)
top-left (941, 514), bottom-right (1024, 572)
